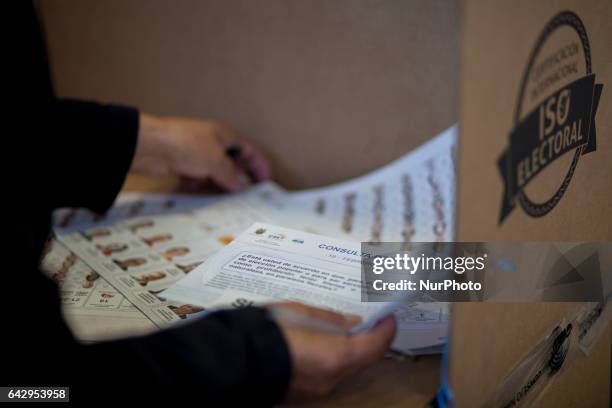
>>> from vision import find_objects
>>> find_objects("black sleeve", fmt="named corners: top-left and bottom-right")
top-left (9, 2), bottom-right (138, 213)
top-left (13, 96), bottom-right (290, 406)
top-left (4, 257), bottom-right (292, 405)
top-left (40, 98), bottom-right (140, 213)
top-left (5, 3), bottom-right (293, 403)
top-left (86, 308), bottom-right (292, 405)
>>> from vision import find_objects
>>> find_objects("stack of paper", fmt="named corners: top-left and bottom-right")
top-left (162, 222), bottom-right (449, 355)
top-left (52, 125), bottom-right (456, 354)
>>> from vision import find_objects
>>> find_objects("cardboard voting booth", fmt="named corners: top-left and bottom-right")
top-left (41, 0), bottom-right (609, 406)
top-left (454, 0), bottom-right (611, 406)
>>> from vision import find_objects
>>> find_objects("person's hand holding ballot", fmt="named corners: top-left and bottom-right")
top-left (130, 113), bottom-right (398, 401)
top-left (5, 2), bottom-right (396, 404)
top-left (130, 112), bottom-right (398, 401)
top-left (272, 303), bottom-right (396, 400)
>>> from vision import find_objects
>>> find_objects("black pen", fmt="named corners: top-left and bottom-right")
top-left (225, 145), bottom-right (242, 161)
top-left (225, 145), bottom-right (255, 182)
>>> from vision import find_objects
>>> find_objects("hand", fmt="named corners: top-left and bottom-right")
top-left (132, 113), bottom-right (272, 191)
top-left (270, 303), bottom-right (397, 401)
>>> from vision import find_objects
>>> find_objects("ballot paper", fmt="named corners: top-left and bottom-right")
top-left (162, 222), bottom-right (449, 354)
top-left (239, 125), bottom-right (457, 243)
top-left (55, 200), bottom-right (267, 327)
top-left (54, 191), bottom-right (222, 233)
top-left (40, 239), bottom-right (156, 341)
top-left (54, 125), bottom-right (455, 349)
top-left (225, 182), bottom-right (344, 237)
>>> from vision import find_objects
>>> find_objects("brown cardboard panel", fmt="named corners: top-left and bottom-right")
top-left (534, 324), bottom-right (610, 407)
top-left (292, 356), bottom-right (440, 408)
top-left (39, 0), bottom-right (459, 189)
top-left (457, 0), bottom-right (612, 241)
top-left (450, 303), bottom-right (610, 407)
top-left (454, 0), bottom-right (611, 406)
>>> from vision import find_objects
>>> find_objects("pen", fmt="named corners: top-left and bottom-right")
top-left (225, 145), bottom-right (242, 160)
top-left (225, 145), bottom-right (255, 182)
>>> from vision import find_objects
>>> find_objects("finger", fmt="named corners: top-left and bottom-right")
top-left (216, 129), bottom-right (272, 182)
top-left (208, 153), bottom-right (251, 192)
top-left (271, 302), bottom-right (362, 330)
top-left (236, 139), bottom-right (273, 181)
top-left (346, 315), bottom-right (397, 369)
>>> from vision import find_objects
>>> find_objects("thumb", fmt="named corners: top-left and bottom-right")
top-left (209, 155), bottom-right (251, 192)
top-left (347, 315), bottom-right (397, 369)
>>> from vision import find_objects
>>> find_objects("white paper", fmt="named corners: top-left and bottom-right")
top-left (54, 125), bottom-right (455, 350)
top-left (53, 192), bottom-right (223, 233)
top-left (162, 222), bottom-right (448, 353)
top-left (241, 125), bottom-right (457, 243)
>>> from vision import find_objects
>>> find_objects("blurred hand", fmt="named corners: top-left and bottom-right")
top-left (270, 303), bottom-right (397, 401)
top-left (132, 113), bottom-right (272, 191)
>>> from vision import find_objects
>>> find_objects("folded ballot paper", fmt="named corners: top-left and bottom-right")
top-left (162, 222), bottom-right (449, 355)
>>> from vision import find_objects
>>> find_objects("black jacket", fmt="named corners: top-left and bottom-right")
top-left (2, 2), bottom-right (291, 405)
